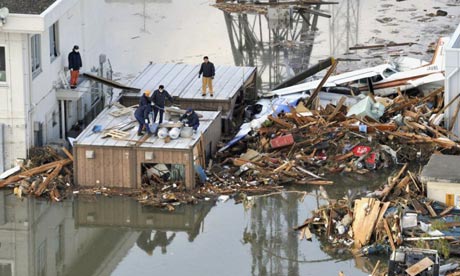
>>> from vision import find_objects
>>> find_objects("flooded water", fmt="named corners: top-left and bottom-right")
top-left (102, 0), bottom-right (460, 91)
top-left (7, 0), bottom-right (460, 275)
top-left (0, 172), bottom-right (389, 276)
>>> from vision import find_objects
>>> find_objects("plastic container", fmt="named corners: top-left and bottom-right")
top-left (180, 126), bottom-right (193, 138)
top-left (169, 127), bottom-right (180, 139)
top-left (157, 127), bottom-right (169, 139)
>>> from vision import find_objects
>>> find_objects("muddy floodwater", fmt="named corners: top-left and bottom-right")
top-left (5, 0), bottom-right (460, 275)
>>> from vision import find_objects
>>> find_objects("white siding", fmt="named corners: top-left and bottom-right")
top-left (445, 23), bottom-right (460, 136)
top-left (0, 0), bottom-right (108, 169)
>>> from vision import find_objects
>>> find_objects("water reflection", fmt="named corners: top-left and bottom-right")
top-left (0, 193), bottom-right (212, 276)
top-left (244, 193), bottom-right (300, 276)
top-left (0, 185), bottom-right (388, 276)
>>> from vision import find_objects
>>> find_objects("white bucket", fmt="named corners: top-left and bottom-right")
top-left (157, 127), bottom-right (169, 139)
top-left (169, 127), bottom-right (180, 139)
top-left (180, 126), bottom-right (193, 138)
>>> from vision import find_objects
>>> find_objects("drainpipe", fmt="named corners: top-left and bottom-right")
top-left (24, 34), bottom-right (33, 156)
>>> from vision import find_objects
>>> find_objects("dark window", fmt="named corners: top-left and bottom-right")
top-left (49, 22), bottom-right (59, 61)
top-left (31, 34), bottom-right (42, 77)
top-left (0, 47), bottom-right (5, 82)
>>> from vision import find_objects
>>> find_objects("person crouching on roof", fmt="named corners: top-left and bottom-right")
top-left (135, 98), bottom-right (153, 136)
top-left (139, 90), bottom-right (151, 107)
top-left (180, 108), bottom-right (200, 132)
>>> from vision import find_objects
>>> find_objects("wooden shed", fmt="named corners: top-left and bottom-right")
top-left (120, 63), bottom-right (257, 132)
top-left (73, 106), bottom-right (221, 190)
top-left (421, 154), bottom-right (460, 208)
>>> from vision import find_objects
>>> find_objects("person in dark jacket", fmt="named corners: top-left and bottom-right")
top-left (180, 108), bottom-right (200, 131)
top-left (139, 90), bottom-right (151, 107)
top-left (198, 56), bottom-right (215, 97)
top-left (150, 85), bottom-right (173, 124)
top-left (68, 45), bottom-right (82, 89)
top-left (136, 230), bottom-right (176, 256)
top-left (135, 102), bottom-right (153, 136)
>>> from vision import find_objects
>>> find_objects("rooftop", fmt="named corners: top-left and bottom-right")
top-left (1, 0), bottom-right (57, 15)
top-left (124, 63), bottom-right (256, 102)
top-left (75, 105), bottom-right (221, 150)
top-left (421, 154), bottom-right (460, 183)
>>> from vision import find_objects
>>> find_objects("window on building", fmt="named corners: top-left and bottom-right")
top-left (31, 34), bottom-right (42, 77)
top-left (49, 22), bottom-right (59, 61)
top-left (0, 47), bottom-right (5, 82)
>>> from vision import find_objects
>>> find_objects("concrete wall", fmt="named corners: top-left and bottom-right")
top-left (0, 32), bottom-right (28, 168)
top-left (427, 181), bottom-right (460, 207)
top-left (445, 23), bottom-right (460, 136)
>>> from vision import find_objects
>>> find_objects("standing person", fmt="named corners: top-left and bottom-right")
top-left (180, 108), bottom-right (200, 132)
top-left (150, 85), bottom-right (173, 124)
top-left (198, 56), bottom-right (215, 97)
top-left (68, 45), bottom-right (82, 89)
top-left (134, 100), bottom-right (153, 136)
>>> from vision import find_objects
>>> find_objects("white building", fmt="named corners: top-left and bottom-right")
top-left (445, 23), bottom-right (460, 136)
top-left (0, 0), bottom-right (108, 171)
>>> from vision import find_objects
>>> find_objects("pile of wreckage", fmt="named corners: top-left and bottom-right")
top-left (214, 85), bottom-right (458, 187)
top-left (0, 146), bottom-right (74, 202)
top-left (295, 164), bottom-right (460, 276)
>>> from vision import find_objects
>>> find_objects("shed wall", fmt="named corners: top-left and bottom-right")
top-left (427, 181), bottom-right (460, 207)
top-left (74, 146), bottom-right (136, 188)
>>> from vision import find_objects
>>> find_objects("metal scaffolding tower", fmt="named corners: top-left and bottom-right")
top-left (328, 0), bottom-right (360, 57)
top-left (219, 1), bottom-right (325, 93)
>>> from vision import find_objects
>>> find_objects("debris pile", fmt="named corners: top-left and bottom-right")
top-left (0, 146), bottom-right (74, 202)
top-left (295, 164), bottom-right (460, 275)
top-left (216, 87), bottom-right (459, 186)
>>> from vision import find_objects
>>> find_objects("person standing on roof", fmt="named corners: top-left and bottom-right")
top-left (135, 99), bottom-right (153, 136)
top-left (150, 85), bottom-right (173, 124)
top-left (180, 108), bottom-right (200, 132)
top-left (139, 90), bottom-right (151, 107)
top-left (198, 56), bottom-right (215, 97)
top-left (68, 45), bottom-right (82, 89)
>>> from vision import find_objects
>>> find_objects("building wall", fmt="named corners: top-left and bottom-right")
top-left (0, 32), bottom-right (28, 168)
top-left (74, 146), bottom-right (136, 188)
top-left (445, 23), bottom-right (460, 136)
top-left (427, 181), bottom-right (460, 207)
top-left (0, 0), bottom-right (108, 169)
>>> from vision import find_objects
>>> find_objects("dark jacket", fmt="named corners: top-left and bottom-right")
top-left (139, 94), bottom-right (150, 107)
top-left (180, 111), bottom-right (199, 128)
top-left (135, 104), bottom-right (152, 120)
top-left (199, 62), bottom-right (215, 78)
top-left (68, 50), bottom-right (82, 70)
top-left (150, 89), bottom-right (173, 108)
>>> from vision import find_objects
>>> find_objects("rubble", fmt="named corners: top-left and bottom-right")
top-left (0, 146), bottom-right (74, 202)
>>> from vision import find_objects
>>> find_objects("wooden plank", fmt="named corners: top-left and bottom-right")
top-left (34, 164), bottom-right (63, 196)
top-left (424, 202), bottom-right (438, 217)
top-left (405, 257), bottom-right (434, 276)
top-left (440, 206), bottom-right (455, 216)
top-left (383, 218), bottom-right (396, 252)
top-left (352, 198), bottom-right (382, 248)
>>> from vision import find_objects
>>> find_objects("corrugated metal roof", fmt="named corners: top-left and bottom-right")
top-left (75, 105), bottom-right (220, 150)
top-left (125, 63), bottom-right (256, 101)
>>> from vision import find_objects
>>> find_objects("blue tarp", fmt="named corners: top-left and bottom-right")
top-left (218, 97), bottom-right (302, 152)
